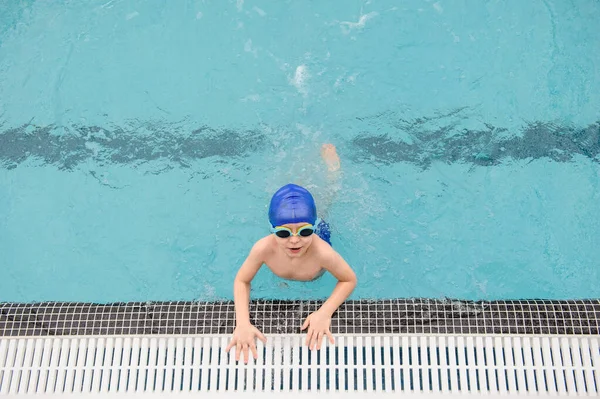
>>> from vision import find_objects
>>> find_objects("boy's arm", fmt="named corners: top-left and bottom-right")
top-left (319, 250), bottom-right (357, 316)
top-left (301, 248), bottom-right (357, 349)
top-left (233, 240), bottom-right (267, 326)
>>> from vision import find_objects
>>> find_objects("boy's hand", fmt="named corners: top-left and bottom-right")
top-left (226, 323), bottom-right (267, 363)
top-left (301, 310), bottom-right (335, 350)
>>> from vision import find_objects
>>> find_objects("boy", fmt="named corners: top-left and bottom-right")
top-left (226, 144), bottom-right (357, 363)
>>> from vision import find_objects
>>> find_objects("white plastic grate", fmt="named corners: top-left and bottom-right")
top-left (0, 334), bottom-right (598, 395)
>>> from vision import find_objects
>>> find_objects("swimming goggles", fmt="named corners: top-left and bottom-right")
top-left (271, 224), bottom-right (315, 238)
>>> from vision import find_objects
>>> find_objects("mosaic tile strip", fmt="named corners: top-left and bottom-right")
top-left (1, 299), bottom-right (598, 337)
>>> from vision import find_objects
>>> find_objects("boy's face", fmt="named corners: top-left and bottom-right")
top-left (274, 222), bottom-right (314, 257)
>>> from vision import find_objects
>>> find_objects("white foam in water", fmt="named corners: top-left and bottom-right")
top-left (99, 0), bottom-right (114, 9)
top-left (244, 39), bottom-right (257, 57)
top-left (339, 11), bottom-right (378, 34)
top-left (334, 72), bottom-right (359, 88)
top-left (290, 65), bottom-right (310, 96)
top-left (253, 6), bottom-right (266, 17)
top-left (241, 94), bottom-right (260, 102)
top-left (125, 11), bottom-right (139, 20)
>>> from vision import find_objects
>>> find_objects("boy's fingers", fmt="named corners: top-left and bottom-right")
top-left (256, 330), bottom-right (267, 343)
top-left (243, 344), bottom-right (249, 363)
top-left (235, 343), bottom-right (242, 361)
top-left (316, 333), bottom-right (323, 350)
top-left (250, 344), bottom-right (258, 359)
top-left (304, 329), bottom-right (313, 347)
top-left (327, 330), bottom-right (335, 344)
top-left (226, 339), bottom-right (235, 352)
top-left (310, 332), bottom-right (316, 348)
top-left (301, 317), bottom-right (310, 331)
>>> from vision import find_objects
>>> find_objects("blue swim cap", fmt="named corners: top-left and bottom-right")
top-left (268, 184), bottom-right (317, 227)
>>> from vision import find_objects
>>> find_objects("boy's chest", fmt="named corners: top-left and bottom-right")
top-left (264, 254), bottom-right (324, 281)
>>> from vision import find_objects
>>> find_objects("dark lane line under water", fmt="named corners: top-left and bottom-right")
top-left (0, 116), bottom-right (598, 171)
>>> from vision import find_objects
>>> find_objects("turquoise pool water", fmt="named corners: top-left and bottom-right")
top-left (0, 0), bottom-right (599, 303)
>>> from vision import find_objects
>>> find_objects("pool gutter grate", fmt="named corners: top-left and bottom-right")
top-left (2, 299), bottom-right (599, 337)
top-left (0, 334), bottom-right (598, 395)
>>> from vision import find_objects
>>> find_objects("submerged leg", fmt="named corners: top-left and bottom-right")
top-left (318, 143), bottom-right (342, 219)
top-left (321, 143), bottom-right (341, 172)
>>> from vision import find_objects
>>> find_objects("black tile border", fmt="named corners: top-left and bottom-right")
top-left (1, 299), bottom-right (598, 337)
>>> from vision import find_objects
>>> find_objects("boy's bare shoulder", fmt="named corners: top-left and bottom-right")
top-left (312, 236), bottom-right (339, 261)
top-left (312, 237), bottom-right (356, 280)
top-left (250, 235), bottom-right (277, 258)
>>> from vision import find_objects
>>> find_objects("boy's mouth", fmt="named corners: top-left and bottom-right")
top-left (289, 247), bottom-right (302, 253)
